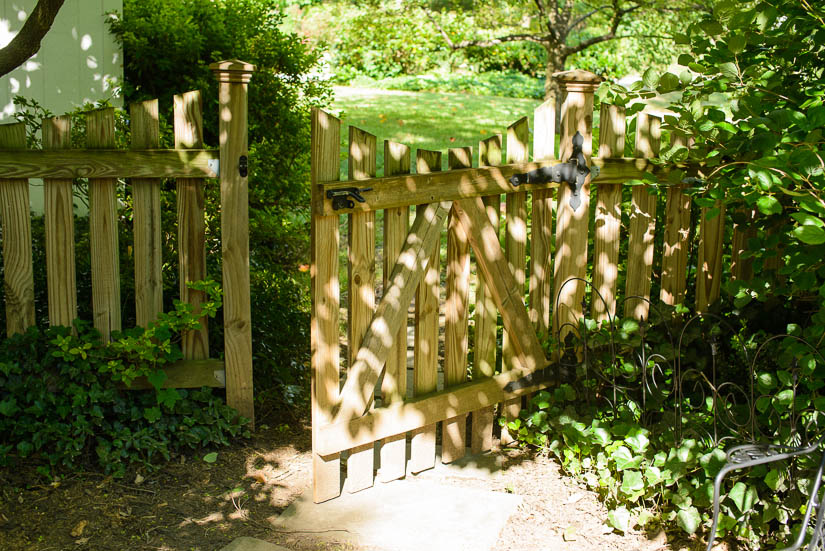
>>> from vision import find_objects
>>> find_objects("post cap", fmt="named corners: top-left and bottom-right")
top-left (210, 59), bottom-right (257, 83)
top-left (552, 69), bottom-right (603, 92)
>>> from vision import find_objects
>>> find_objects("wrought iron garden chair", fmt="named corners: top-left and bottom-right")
top-left (706, 435), bottom-right (825, 551)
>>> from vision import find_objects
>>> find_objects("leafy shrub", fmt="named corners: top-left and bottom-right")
top-left (512, 306), bottom-right (825, 548)
top-left (0, 282), bottom-right (249, 479)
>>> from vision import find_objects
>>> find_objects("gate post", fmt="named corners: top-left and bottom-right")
top-left (211, 59), bottom-right (256, 427)
top-left (551, 70), bottom-right (601, 337)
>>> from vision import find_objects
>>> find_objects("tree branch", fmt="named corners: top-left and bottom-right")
top-left (0, 0), bottom-right (66, 78)
top-left (425, 9), bottom-right (549, 49)
top-left (569, 6), bottom-right (610, 30)
top-left (566, 1), bottom-right (642, 55)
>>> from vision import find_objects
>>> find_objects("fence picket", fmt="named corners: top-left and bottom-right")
top-left (501, 117), bottom-right (529, 446)
top-left (696, 203), bottom-right (726, 312)
top-left (731, 208), bottom-right (756, 281)
top-left (410, 149), bottom-right (441, 474)
top-left (174, 91), bottom-right (209, 357)
top-left (0, 123), bottom-right (34, 336)
top-left (87, 109), bottom-right (121, 342)
top-left (529, 100), bottom-right (555, 334)
top-left (43, 116), bottom-right (77, 328)
top-left (660, 132), bottom-right (692, 306)
top-left (443, 146), bottom-right (472, 464)
top-left (379, 141), bottom-right (410, 483)
top-left (592, 104), bottom-right (625, 321)
top-left (310, 108), bottom-right (342, 502)
top-left (131, 100), bottom-right (164, 328)
top-left (471, 135), bottom-right (501, 454)
top-left (624, 112), bottom-right (661, 320)
top-left (346, 126), bottom-right (377, 492)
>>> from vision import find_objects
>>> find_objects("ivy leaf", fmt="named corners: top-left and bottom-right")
top-left (0, 397), bottom-right (19, 416)
top-left (765, 468), bottom-right (783, 491)
top-left (620, 470), bottom-right (644, 497)
top-left (729, 481), bottom-right (758, 513)
top-left (612, 446), bottom-right (642, 471)
top-left (699, 448), bottom-right (727, 477)
top-left (624, 427), bottom-right (650, 454)
top-left (607, 505), bottom-right (631, 534)
top-left (147, 369), bottom-right (168, 391)
top-left (676, 506), bottom-right (702, 535)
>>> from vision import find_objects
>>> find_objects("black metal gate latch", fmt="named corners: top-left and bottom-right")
top-left (509, 131), bottom-right (591, 212)
top-left (326, 187), bottom-right (373, 211)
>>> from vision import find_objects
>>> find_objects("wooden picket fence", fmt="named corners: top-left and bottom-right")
top-left (309, 69), bottom-right (750, 502)
top-left (0, 59), bottom-right (257, 426)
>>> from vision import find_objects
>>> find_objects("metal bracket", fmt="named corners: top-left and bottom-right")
top-left (239, 155), bottom-right (248, 178)
top-left (326, 186), bottom-right (373, 211)
top-left (509, 131), bottom-right (591, 212)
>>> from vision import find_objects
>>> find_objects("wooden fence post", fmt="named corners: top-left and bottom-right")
top-left (43, 116), bottom-right (77, 328)
top-left (0, 123), bottom-right (35, 336)
top-left (552, 70), bottom-right (601, 336)
top-left (210, 59), bottom-right (256, 427)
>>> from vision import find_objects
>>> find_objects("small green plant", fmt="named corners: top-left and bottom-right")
top-left (0, 281), bottom-right (249, 479)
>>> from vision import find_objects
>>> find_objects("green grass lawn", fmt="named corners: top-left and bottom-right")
top-left (329, 86), bottom-right (543, 180)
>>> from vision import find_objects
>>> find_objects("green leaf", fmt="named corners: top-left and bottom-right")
top-left (203, 452), bottom-right (218, 463)
top-left (719, 62), bottom-right (739, 80)
top-left (147, 369), bottom-right (168, 391)
top-left (612, 446), bottom-right (642, 471)
top-left (592, 427), bottom-right (611, 446)
top-left (791, 213), bottom-right (825, 227)
top-left (643, 67), bottom-right (659, 89)
top-left (620, 470), bottom-right (644, 496)
top-left (756, 195), bottom-right (782, 215)
top-left (0, 397), bottom-right (19, 416)
top-left (676, 506), bottom-right (702, 535)
top-left (607, 506), bottom-right (631, 533)
top-left (658, 72), bottom-right (680, 93)
top-left (624, 428), bottom-right (650, 454)
top-left (699, 448), bottom-right (727, 477)
top-left (728, 481), bottom-right (757, 513)
top-left (765, 468), bottom-right (783, 491)
top-left (793, 225), bottom-right (825, 245)
top-left (143, 406), bottom-right (162, 423)
top-left (727, 35), bottom-right (747, 54)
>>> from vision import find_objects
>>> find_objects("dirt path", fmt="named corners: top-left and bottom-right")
top-left (0, 424), bottom-right (708, 551)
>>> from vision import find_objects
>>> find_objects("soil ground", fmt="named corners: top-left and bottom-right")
top-left (0, 418), bottom-right (720, 551)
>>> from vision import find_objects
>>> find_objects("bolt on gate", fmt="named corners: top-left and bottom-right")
top-left (310, 69), bottom-right (742, 503)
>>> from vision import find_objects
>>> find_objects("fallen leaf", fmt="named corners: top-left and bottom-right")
top-left (563, 524), bottom-right (578, 541)
top-left (75, 537), bottom-right (89, 545)
top-left (134, 473), bottom-right (144, 485)
top-left (71, 520), bottom-right (87, 537)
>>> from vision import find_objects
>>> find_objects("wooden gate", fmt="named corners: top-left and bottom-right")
top-left (310, 70), bottom-right (731, 502)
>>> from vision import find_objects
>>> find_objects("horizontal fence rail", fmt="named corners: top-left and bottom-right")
top-left (0, 59), bottom-right (257, 427)
top-left (310, 69), bottom-right (756, 503)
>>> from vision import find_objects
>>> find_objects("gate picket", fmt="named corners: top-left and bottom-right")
top-left (346, 127), bottom-right (378, 492)
top-left (410, 149), bottom-right (442, 474)
top-left (471, 135), bottom-right (502, 454)
top-left (443, 146), bottom-right (472, 463)
top-left (501, 117), bottom-right (529, 445)
top-left (660, 131), bottom-right (692, 306)
top-left (379, 141), bottom-right (411, 483)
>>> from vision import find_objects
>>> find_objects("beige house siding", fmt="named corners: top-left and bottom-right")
top-left (0, 0), bottom-right (123, 120)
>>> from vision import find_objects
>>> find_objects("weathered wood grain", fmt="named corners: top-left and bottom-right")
top-left (131, 100), bottom-right (164, 329)
top-left (409, 149), bottom-right (442, 475)
top-left (310, 108), bottom-right (343, 503)
top-left (591, 104), bottom-right (625, 321)
top-left (212, 61), bottom-right (256, 428)
top-left (42, 116), bottom-right (77, 328)
top-left (175, 91), bottom-right (210, 358)
top-left (0, 149), bottom-right (219, 179)
top-left (346, 126), bottom-right (377, 492)
top-left (87, 109), bottom-right (121, 342)
top-left (530, 101), bottom-right (555, 336)
top-left (0, 123), bottom-right (34, 336)
top-left (378, 140), bottom-right (410, 483)
top-left (501, 117), bottom-right (529, 446)
top-left (660, 132), bottom-right (692, 306)
top-left (624, 112), bottom-right (661, 320)
top-left (472, 134), bottom-right (501, 455)
top-left (442, 146), bottom-right (472, 464)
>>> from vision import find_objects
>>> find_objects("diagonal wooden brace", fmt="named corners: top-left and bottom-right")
top-left (452, 196), bottom-right (547, 368)
top-left (332, 200), bottom-right (451, 424)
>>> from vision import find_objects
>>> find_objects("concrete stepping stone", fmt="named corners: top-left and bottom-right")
top-left (273, 477), bottom-right (522, 551)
